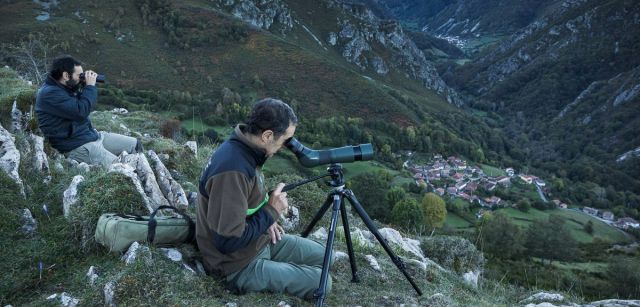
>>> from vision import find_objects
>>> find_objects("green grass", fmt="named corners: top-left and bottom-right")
top-left (480, 164), bottom-right (506, 177)
top-left (181, 119), bottom-right (214, 134)
top-left (550, 261), bottom-right (608, 274)
top-left (498, 208), bottom-right (631, 244)
top-left (445, 212), bottom-right (473, 229)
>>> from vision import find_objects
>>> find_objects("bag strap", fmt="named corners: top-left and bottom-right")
top-left (147, 205), bottom-right (196, 244)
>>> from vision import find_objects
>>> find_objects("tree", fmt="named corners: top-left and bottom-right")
top-left (607, 257), bottom-right (640, 299)
top-left (348, 170), bottom-right (393, 222)
top-left (391, 198), bottom-right (423, 231)
top-left (421, 193), bottom-right (447, 231)
top-left (518, 199), bottom-right (531, 212)
top-left (525, 215), bottom-right (578, 264)
top-left (386, 186), bottom-right (407, 209)
top-left (584, 220), bottom-right (594, 235)
top-left (476, 212), bottom-right (524, 259)
top-left (3, 33), bottom-right (52, 84)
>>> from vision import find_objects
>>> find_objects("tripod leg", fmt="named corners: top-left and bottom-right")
top-left (343, 189), bottom-right (423, 296)
top-left (314, 194), bottom-right (341, 307)
top-left (339, 198), bottom-right (359, 282)
top-left (301, 194), bottom-right (334, 238)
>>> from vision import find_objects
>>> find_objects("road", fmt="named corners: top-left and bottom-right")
top-left (536, 184), bottom-right (548, 202)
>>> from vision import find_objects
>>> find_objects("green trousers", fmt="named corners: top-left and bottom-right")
top-left (67, 131), bottom-right (138, 168)
top-left (226, 234), bottom-right (333, 299)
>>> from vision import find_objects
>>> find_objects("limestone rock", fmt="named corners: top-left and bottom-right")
top-left (111, 108), bottom-right (128, 114)
top-left (327, 32), bottom-right (338, 46)
top-left (76, 162), bottom-right (90, 173)
top-left (277, 301), bottom-right (291, 307)
top-left (119, 153), bottom-right (170, 211)
top-left (104, 281), bottom-right (116, 307)
top-left (148, 150), bottom-right (188, 208)
top-left (184, 141), bottom-right (197, 157)
top-left (86, 266), bottom-right (99, 286)
top-left (0, 123), bottom-right (25, 197)
top-left (46, 292), bottom-right (79, 307)
top-left (54, 161), bottom-right (64, 172)
top-left (521, 292), bottom-right (565, 305)
top-left (350, 228), bottom-right (375, 248)
top-left (121, 241), bottom-right (151, 265)
top-left (30, 134), bottom-right (50, 173)
top-left (371, 56), bottom-right (389, 75)
top-left (364, 254), bottom-right (381, 272)
top-left (379, 228), bottom-right (424, 260)
top-left (20, 208), bottom-right (37, 235)
top-left (587, 299), bottom-right (640, 306)
top-left (160, 248), bottom-right (183, 262)
top-left (223, 0), bottom-right (293, 33)
top-left (63, 175), bottom-right (85, 218)
top-left (11, 100), bottom-right (23, 133)
top-left (311, 227), bottom-right (327, 241)
top-left (463, 270), bottom-right (480, 288)
top-left (281, 206), bottom-right (299, 231)
top-left (334, 251), bottom-right (348, 262)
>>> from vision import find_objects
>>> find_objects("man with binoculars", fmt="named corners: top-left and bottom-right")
top-left (36, 55), bottom-right (142, 167)
top-left (196, 98), bottom-right (332, 299)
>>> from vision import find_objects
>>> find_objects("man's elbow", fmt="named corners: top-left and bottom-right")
top-left (213, 234), bottom-right (241, 255)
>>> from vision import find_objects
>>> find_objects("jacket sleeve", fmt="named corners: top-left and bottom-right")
top-left (40, 85), bottom-right (97, 121)
top-left (205, 172), bottom-right (280, 254)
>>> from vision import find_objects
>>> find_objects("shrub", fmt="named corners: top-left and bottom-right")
top-left (422, 235), bottom-right (485, 274)
top-left (160, 118), bottom-right (182, 139)
top-left (391, 198), bottom-right (423, 231)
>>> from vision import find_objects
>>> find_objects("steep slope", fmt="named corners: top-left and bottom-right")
top-left (445, 0), bottom-right (640, 193)
top-left (215, 0), bottom-right (464, 105)
top-left (372, 0), bottom-right (556, 38)
top-left (0, 0), bottom-right (507, 164)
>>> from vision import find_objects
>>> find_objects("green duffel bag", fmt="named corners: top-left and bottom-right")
top-left (95, 205), bottom-right (196, 253)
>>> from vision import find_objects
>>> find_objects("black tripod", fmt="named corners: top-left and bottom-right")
top-left (290, 164), bottom-right (422, 306)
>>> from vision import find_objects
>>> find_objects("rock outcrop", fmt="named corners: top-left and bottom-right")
top-left (30, 134), bottom-right (50, 173)
top-left (0, 123), bottom-right (25, 197)
top-left (119, 153), bottom-right (171, 211)
top-left (63, 175), bottom-right (85, 218)
top-left (216, 0), bottom-right (293, 33)
top-left (148, 150), bottom-right (188, 208)
top-left (325, 2), bottom-right (463, 105)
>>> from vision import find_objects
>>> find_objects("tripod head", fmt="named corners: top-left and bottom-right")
top-left (325, 163), bottom-right (345, 188)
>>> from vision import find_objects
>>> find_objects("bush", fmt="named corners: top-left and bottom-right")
top-left (422, 235), bottom-right (485, 274)
top-left (391, 198), bottom-right (424, 231)
top-left (160, 118), bottom-right (182, 139)
top-left (69, 172), bottom-right (146, 253)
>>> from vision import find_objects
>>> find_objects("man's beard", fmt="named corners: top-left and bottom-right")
top-left (65, 79), bottom-right (81, 92)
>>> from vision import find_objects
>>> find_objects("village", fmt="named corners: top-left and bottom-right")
top-left (405, 154), bottom-right (640, 231)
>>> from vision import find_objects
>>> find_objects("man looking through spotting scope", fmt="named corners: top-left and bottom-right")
top-left (36, 55), bottom-right (143, 167)
top-left (197, 98), bottom-right (332, 298)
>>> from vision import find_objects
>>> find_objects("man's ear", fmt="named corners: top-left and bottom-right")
top-left (62, 71), bottom-right (69, 81)
top-left (261, 130), bottom-right (274, 143)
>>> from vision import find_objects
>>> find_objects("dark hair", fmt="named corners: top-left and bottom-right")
top-left (245, 98), bottom-right (298, 138)
top-left (49, 55), bottom-right (82, 80)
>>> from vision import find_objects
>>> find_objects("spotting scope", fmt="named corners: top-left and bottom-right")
top-left (285, 137), bottom-right (374, 168)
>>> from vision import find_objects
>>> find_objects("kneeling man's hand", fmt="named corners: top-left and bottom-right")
top-left (268, 223), bottom-right (285, 244)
